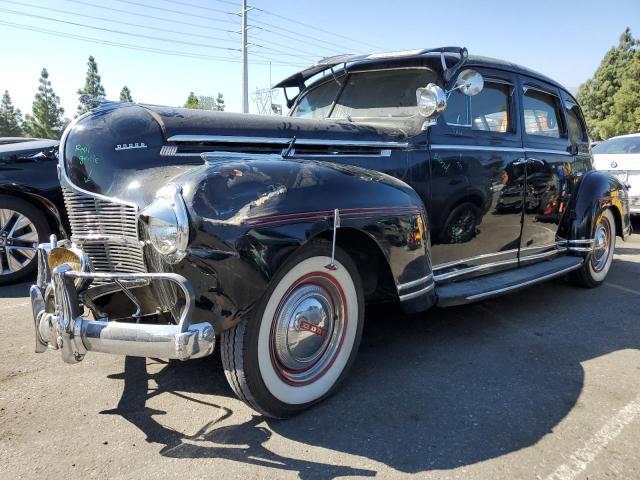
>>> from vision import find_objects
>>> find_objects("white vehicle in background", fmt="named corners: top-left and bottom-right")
top-left (592, 133), bottom-right (640, 214)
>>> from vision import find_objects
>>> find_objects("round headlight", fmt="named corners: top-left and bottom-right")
top-left (142, 184), bottom-right (189, 263)
top-left (416, 84), bottom-right (447, 117)
top-left (147, 199), bottom-right (180, 255)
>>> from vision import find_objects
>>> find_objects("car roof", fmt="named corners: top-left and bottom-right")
top-left (275, 48), bottom-right (573, 98)
top-left (0, 138), bottom-right (59, 153)
top-left (602, 133), bottom-right (640, 140)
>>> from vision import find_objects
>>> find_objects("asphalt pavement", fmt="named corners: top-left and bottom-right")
top-left (1, 229), bottom-right (639, 479)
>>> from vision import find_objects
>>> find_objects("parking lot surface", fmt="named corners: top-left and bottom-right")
top-left (1, 233), bottom-right (639, 479)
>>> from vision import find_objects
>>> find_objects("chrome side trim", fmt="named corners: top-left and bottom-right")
top-left (519, 249), bottom-right (561, 262)
top-left (202, 151), bottom-right (285, 163)
top-left (557, 238), bottom-right (595, 245)
top-left (433, 248), bottom-right (519, 271)
top-left (398, 273), bottom-right (434, 291)
top-left (435, 257), bottom-right (520, 282)
top-left (399, 283), bottom-right (435, 302)
top-left (465, 262), bottom-right (582, 302)
top-left (168, 134), bottom-right (409, 149)
top-left (430, 144), bottom-right (571, 156)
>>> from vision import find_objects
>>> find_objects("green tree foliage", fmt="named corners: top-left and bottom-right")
top-left (215, 92), bottom-right (225, 111)
top-left (0, 90), bottom-right (24, 137)
top-left (577, 28), bottom-right (640, 140)
top-left (24, 68), bottom-right (65, 139)
top-left (184, 92), bottom-right (199, 109)
top-left (184, 92), bottom-right (225, 111)
top-left (77, 55), bottom-right (106, 115)
top-left (119, 85), bottom-right (133, 103)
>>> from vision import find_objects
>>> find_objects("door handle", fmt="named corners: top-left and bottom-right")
top-left (512, 158), bottom-right (527, 166)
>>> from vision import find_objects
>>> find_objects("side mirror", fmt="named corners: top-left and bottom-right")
top-left (416, 84), bottom-right (447, 117)
top-left (455, 69), bottom-right (484, 96)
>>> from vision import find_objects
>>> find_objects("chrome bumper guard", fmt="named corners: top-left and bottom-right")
top-left (31, 243), bottom-right (215, 364)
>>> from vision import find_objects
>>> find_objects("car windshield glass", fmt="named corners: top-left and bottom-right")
top-left (291, 68), bottom-right (438, 119)
top-left (593, 136), bottom-right (640, 154)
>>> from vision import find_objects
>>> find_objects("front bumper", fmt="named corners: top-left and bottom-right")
top-left (31, 241), bottom-right (215, 364)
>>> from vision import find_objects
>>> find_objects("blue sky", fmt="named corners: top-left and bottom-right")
top-left (0, 0), bottom-right (638, 119)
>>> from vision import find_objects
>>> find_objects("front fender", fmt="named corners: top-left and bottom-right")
top-left (558, 170), bottom-right (631, 244)
top-left (170, 157), bottom-right (434, 331)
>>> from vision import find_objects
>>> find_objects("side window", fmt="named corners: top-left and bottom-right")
top-left (471, 83), bottom-right (510, 133)
top-left (566, 105), bottom-right (587, 144)
top-left (444, 81), bottom-right (511, 133)
top-left (523, 89), bottom-right (562, 138)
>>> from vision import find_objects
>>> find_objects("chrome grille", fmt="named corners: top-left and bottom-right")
top-left (62, 187), bottom-right (147, 275)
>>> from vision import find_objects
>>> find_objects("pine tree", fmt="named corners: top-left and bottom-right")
top-left (577, 28), bottom-right (640, 139)
top-left (77, 55), bottom-right (106, 115)
top-left (0, 90), bottom-right (24, 137)
top-left (184, 92), bottom-right (199, 109)
top-left (24, 68), bottom-right (65, 139)
top-left (215, 92), bottom-right (225, 111)
top-left (119, 85), bottom-right (133, 103)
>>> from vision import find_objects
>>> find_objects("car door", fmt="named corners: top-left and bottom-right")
top-left (427, 68), bottom-right (525, 281)
top-left (519, 79), bottom-right (575, 262)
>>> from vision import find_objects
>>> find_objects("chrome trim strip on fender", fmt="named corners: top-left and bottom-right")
top-left (169, 135), bottom-right (410, 149)
top-left (399, 283), bottom-right (435, 302)
top-left (465, 262), bottom-right (582, 302)
top-left (398, 273), bottom-right (434, 291)
top-left (430, 144), bottom-right (571, 156)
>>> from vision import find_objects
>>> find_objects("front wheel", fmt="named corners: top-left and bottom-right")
top-left (221, 240), bottom-right (364, 418)
top-left (570, 208), bottom-right (616, 288)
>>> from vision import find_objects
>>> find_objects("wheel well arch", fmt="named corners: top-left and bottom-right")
top-left (313, 227), bottom-right (397, 303)
top-left (0, 187), bottom-right (66, 237)
top-left (609, 204), bottom-right (624, 239)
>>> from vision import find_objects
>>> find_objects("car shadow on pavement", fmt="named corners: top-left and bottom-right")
top-left (0, 281), bottom-right (31, 298)
top-left (104, 258), bottom-right (640, 478)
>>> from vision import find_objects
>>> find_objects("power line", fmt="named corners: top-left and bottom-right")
top-left (0, 7), bottom-right (242, 52)
top-left (0, 19), bottom-right (307, 67)
top-left (112, 0), bottom-right (236, 24)
top-left (1, 1), bottom-right (321, 62)
top-left (54, 0), bottom-right (327, 60)
top-left (251, 6), bottom-right (384, 52)
top-left (0, 0), bottom-right (238, 44)
top-left (160, 0), bottom-right (382, 52)
top-left (63, 0), bottom-right (234, 34)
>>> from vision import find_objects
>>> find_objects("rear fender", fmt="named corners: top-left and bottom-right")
top-left (557, 170), bottom-right (630, 247)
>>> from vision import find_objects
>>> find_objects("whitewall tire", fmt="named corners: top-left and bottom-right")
top-left (221, 240), bottom-right (364, 418)
top-left (571, 208), bottom-right (616, 287)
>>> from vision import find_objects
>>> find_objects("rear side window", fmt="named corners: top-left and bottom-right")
top-left (444, 81), bottom-right (511, 133)
top-left (523, 89), bottom-right (562, 138)
top-left (567, 105), bottom-right (587, 144)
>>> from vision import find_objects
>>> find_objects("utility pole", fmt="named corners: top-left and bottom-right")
top-left (240, 0), bottom-right (249, 113)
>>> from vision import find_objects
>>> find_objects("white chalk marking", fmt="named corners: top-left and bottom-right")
top-left (544, 394), bottom-right (640, 480)
top-left (604, 282), bottom-right (640, 296)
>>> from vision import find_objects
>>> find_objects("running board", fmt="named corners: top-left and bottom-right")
top-left (436, 256), bottom-right (583, 307)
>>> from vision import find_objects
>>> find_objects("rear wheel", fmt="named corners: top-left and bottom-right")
top-left (570, 208), bottom-right (616, 288)
top-left (221, 240), bottom-right (364, 418)
top-left (0, 195), bottom-right (50, 285)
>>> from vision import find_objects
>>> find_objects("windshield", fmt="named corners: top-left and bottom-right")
top-left (593, 136), bottom-right (640, 154)
top-left (291, 68), bottom-right (439, 120)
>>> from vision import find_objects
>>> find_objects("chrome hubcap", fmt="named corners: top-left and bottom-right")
top-left (0, 209), bottom-right (38, 275)
top-left (272, 274), bottom-right (345, 384)
top-left (591, 217), bottom-right (611, 273)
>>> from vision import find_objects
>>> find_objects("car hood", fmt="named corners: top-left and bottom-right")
top-left (593, 153), bottom-right (640, 171)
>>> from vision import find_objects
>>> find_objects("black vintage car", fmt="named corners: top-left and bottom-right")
top-left (30, 47), bottom-right (630, 418)
top-left (0, 137), bottom-right (66, 284)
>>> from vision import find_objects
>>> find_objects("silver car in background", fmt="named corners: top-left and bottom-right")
top-left (593, 133), bottom-right (640, 214)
